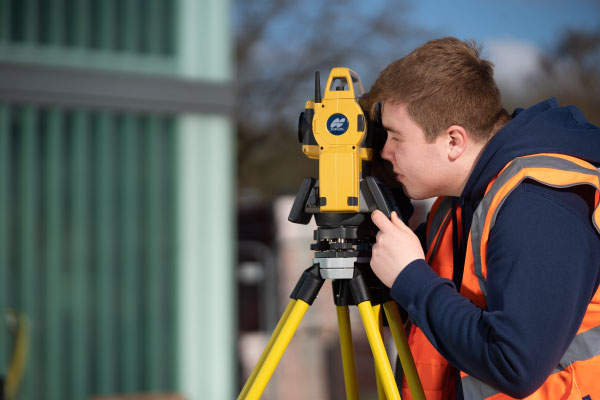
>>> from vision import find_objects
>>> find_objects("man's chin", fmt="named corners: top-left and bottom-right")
top-left (402, 184), bottom-right (428, 200)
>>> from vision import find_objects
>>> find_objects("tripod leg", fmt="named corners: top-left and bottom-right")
top-left (336, 305), bottom-right (360, 400)
top-left (241, 299), bottom-right (311, 400)
top-left (239, 264), bottom-right (324, 399)
top-left (238, 299), bottom-right (297, 399)
top-left (357, 301), bottom-right (401, 400)
top-left (382, 301), bottom-right (425, 400)
top-left (372, 303), bottom-right (387, 400)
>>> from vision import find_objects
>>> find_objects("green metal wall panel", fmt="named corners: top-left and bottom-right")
top-left (69, 111), bottom-right (90, 400)
top-left (18, 107), bottom-right (39, 400)
top-left (0, 106), bottom-right (9, 381)
top-left (0, 0), bottom-right (176, 54)
top-left (95, 112), bottom-right (116, 394)
top-left (0, 0), bottom-right (177, 75)
top-left (44, 108), bottom-right (63, 400)
top-left (0, 106), bottom-right (178, 400)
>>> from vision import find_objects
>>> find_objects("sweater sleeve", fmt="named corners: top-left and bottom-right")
top-left (390, 182), bottom-right (600, 397)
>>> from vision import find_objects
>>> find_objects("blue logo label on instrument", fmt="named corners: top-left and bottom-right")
top-left (327, 113), bottom-right (349, 135)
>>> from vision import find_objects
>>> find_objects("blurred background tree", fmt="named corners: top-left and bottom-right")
top-left (531, 28), bottom-right (600, 124)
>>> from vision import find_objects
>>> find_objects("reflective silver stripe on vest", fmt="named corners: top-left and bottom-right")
top-left (555, 324), bottom-right (600, 371)
top-left (461, 325), bottom-right (600, 398)
top-left (471, 155), bottom-right (600, 297)
top-left (426, 197), bottom-right (454, 262)
top-left (461, 375), bottom-right (501, 399)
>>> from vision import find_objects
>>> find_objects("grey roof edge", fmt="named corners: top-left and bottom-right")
top-left (0, 61), bottom-right (235, 116)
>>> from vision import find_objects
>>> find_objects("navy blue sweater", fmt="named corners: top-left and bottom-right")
top-left (390, 98), bottom-right (600, 397)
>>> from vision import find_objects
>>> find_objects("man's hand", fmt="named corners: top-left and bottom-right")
top-left (370, 210), bottom-right (425, 287)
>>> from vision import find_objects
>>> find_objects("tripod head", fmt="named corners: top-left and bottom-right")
top-left (291, 68), bottom-right (406, 279)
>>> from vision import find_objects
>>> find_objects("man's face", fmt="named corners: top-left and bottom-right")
top-left (380, 102), bottom-right (447, 200)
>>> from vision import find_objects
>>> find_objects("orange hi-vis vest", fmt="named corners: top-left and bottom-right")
top-left (402, 153), bottom-right (600, 399)
top-left (401, 195), bottom-right (459, 400)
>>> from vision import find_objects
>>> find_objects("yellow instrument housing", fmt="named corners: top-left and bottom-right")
top-left (303, 67), bottom-right (372, 212)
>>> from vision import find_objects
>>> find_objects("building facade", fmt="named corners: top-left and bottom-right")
top-left (0, 1), bottom-right (235, 399)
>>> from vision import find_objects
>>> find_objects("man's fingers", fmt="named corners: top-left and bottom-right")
top-left (373, 210), bottom-right (408, 232)
top-left (391, 211), bottom-right (406, 228)
top-left (371, 209), bottom-right (394, 232)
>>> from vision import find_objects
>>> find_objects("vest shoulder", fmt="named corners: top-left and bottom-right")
top-left (504, 179), bottom-right (597, 233)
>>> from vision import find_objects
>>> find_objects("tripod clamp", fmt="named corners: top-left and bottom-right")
top-left (289, 175), bottom-right (401, 280)
top-left (289, 264), bottom-right (323, 305)
top-left (289, 262), bottom-right (390, 308)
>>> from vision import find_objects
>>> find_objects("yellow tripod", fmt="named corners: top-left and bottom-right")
top-left (238, 262), bottom-right (425, 400)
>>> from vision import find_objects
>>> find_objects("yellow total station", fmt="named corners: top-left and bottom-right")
top-left (299, 68), bottom-right (373, 213)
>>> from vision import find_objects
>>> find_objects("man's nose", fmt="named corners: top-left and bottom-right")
top-left (380, 137), bottom-right (393, 162)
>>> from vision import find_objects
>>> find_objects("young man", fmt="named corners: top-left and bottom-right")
top-left (367, 37), bottom-right (600, 399)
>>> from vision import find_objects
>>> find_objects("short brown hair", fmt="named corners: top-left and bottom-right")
top-left (369, 37), bottom-right (509, 143)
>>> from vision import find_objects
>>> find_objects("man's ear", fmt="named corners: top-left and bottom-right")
top-left (445, 125), bottom-right (468, 161)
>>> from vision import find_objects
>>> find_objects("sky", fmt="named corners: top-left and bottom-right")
top-left (407, 0), bottom-right (600, 94)
top-left (412, 0), bottom-right (599, 49)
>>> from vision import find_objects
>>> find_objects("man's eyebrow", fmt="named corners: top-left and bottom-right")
top-left (382, 124), bottom-right (399, 134)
